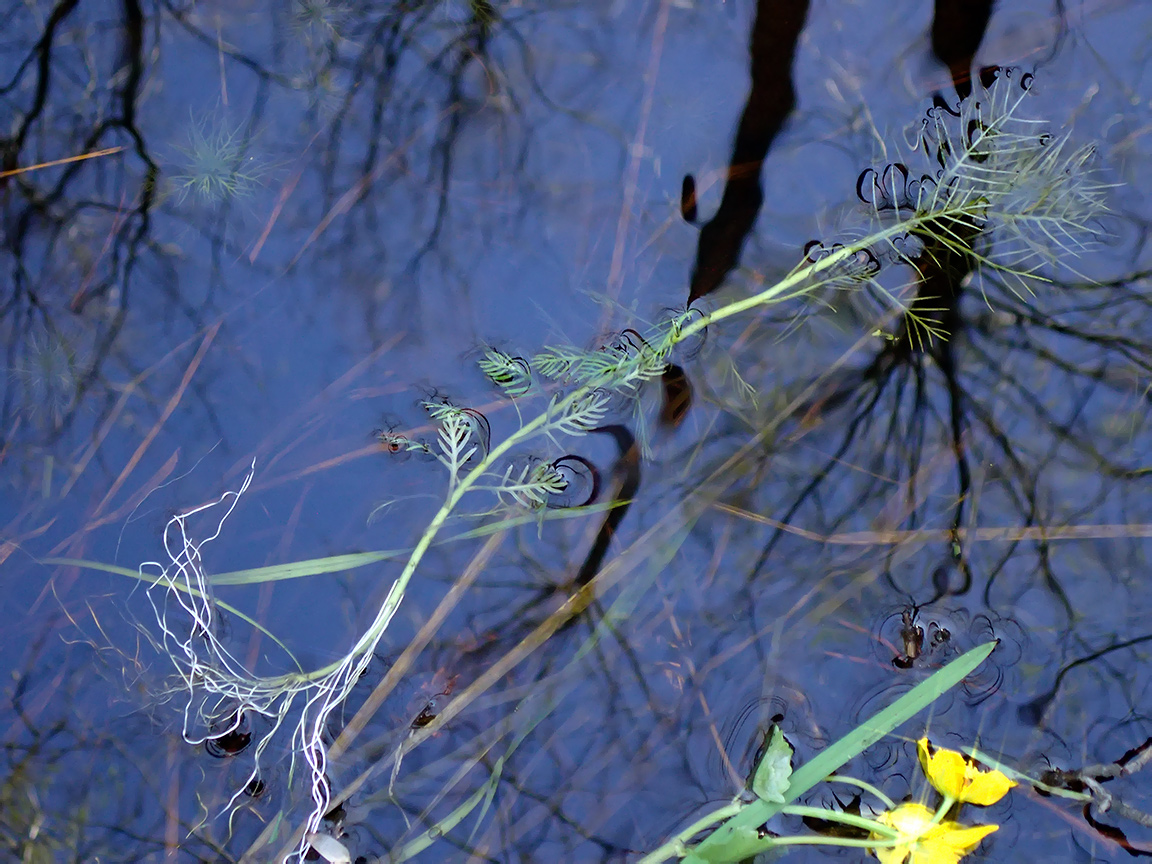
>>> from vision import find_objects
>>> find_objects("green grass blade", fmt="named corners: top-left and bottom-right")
top-left (43, 557), bottom-right (140, 580)
top-left (207, 550), bottom-right (405, 585)
top-left (782, 639), bottom-right (997, 800)
top-left (390, 746), bottom-right (503, 861)
top-left (43, 556), bottom-right (303, 670)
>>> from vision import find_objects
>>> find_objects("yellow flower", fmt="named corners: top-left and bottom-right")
top-left (917, 738), bottom-right (1016, 806)
top-left (870, 802), bottom-right (998, 864)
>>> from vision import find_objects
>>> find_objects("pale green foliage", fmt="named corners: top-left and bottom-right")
top-left (478, 348), bottom-right (533, 397)
top-left (533, 338), bottom-right (666, 392)
top-left (294, 0), bottom-right (347, 42)
top-left (6, 327), bottom-right (77, 430)
top-left (436, 413), bottom-right (477, 490)
top-left (809, 72), bottom-right (1111, 350)
top-left (878, 72), bottom-right (1108, 288)
top-left (422, 401), bottom-right (488, 491)
top-left (494, 458), bottom-right (569, 509)
top-left (932, 98), bottom-right (1103, 260)
top-left (171, 111), bottom-right (271, 204)
top-left (977, 131), bottom-right (1104, 271)
top-left (542, 389), bottom-right (611, 436)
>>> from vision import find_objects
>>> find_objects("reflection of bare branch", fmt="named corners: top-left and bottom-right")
top-left (1, 0), bottom-right (161, 459)
top-left (729, 75), bottom-right (1146, 622)
top-left (159, 1), bottom-right (296, 86)
top-left (689, 0), bottom-right (809, 304)
top-left (1043, 736), bottom-right (1152, 854)
top-left (930, 0), bottom-right (994, 99)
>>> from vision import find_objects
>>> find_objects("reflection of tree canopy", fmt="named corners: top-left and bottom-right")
top-left (1, 0), bottom-right (157, 454)
top-left (721, 79), bottom-right (1152, 630)
top-left (6, 1), bottom-right (1152, 862)
top-left (0, 0), bottom-right (618, 463)
top-left (162, 0), bottom-right (618, 307)
top-left (734, 228), bottom-right (1152, 617)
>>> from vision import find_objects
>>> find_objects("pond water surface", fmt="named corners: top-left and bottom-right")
top-left (4, 1), bottom-right (1152, 862)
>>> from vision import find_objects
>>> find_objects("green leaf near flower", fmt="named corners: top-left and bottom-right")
top-left (751, 725), bottom-right (793, 804)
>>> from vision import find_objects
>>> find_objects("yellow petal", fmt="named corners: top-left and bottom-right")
top-left (871, 802), bottom-right (999, 864)
top-left (959, 769), bottom-right (1016, 807)
top-left (917, 737), bottom-right (1017, 805)
top-left (926, 821), bottom-right (999, 856)
top-left (918, 738), bottom-right (967, 799)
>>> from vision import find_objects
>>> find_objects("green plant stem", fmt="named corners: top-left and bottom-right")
top-left (283, 390), bottom-right (578, 688)
top-left (931, 795), bottom-right (957, 824)
top-left (767, 834), bottom-right (895, 850)
top-left (675, 205), bottom-right (985, 344)
top-left (637, 802), bottom-right (902, 864)
top-left (635, 804), bottom-right (745, 864)
top-left (962, 745), bottom-right (1092, 802)
top-left (779, 804), bottom-right (899, 837)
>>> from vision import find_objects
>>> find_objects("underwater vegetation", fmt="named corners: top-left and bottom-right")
top-left (116, 70), bottom-right (1123, 862)
top-left (169, 110), bottom-right (272, 205)
top-left (293, 0), bottom-right (348, 41)
top-left (4, 326), bottom-right (79, 434)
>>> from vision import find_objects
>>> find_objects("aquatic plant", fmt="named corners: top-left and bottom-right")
top-left (293, 0), bottom-right (347, 42)
top-left (169, 110), bottom-right (271, 204)
top-left (131, 73), bottom-right (1108, 860)
top-left (6, 326), bottom-right (79, 432)
top-left (848, 67), bottom-right (1107, 343)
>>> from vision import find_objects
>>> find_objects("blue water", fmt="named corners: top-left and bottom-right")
top-left (3, 0), bottom-right (1152, 861)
